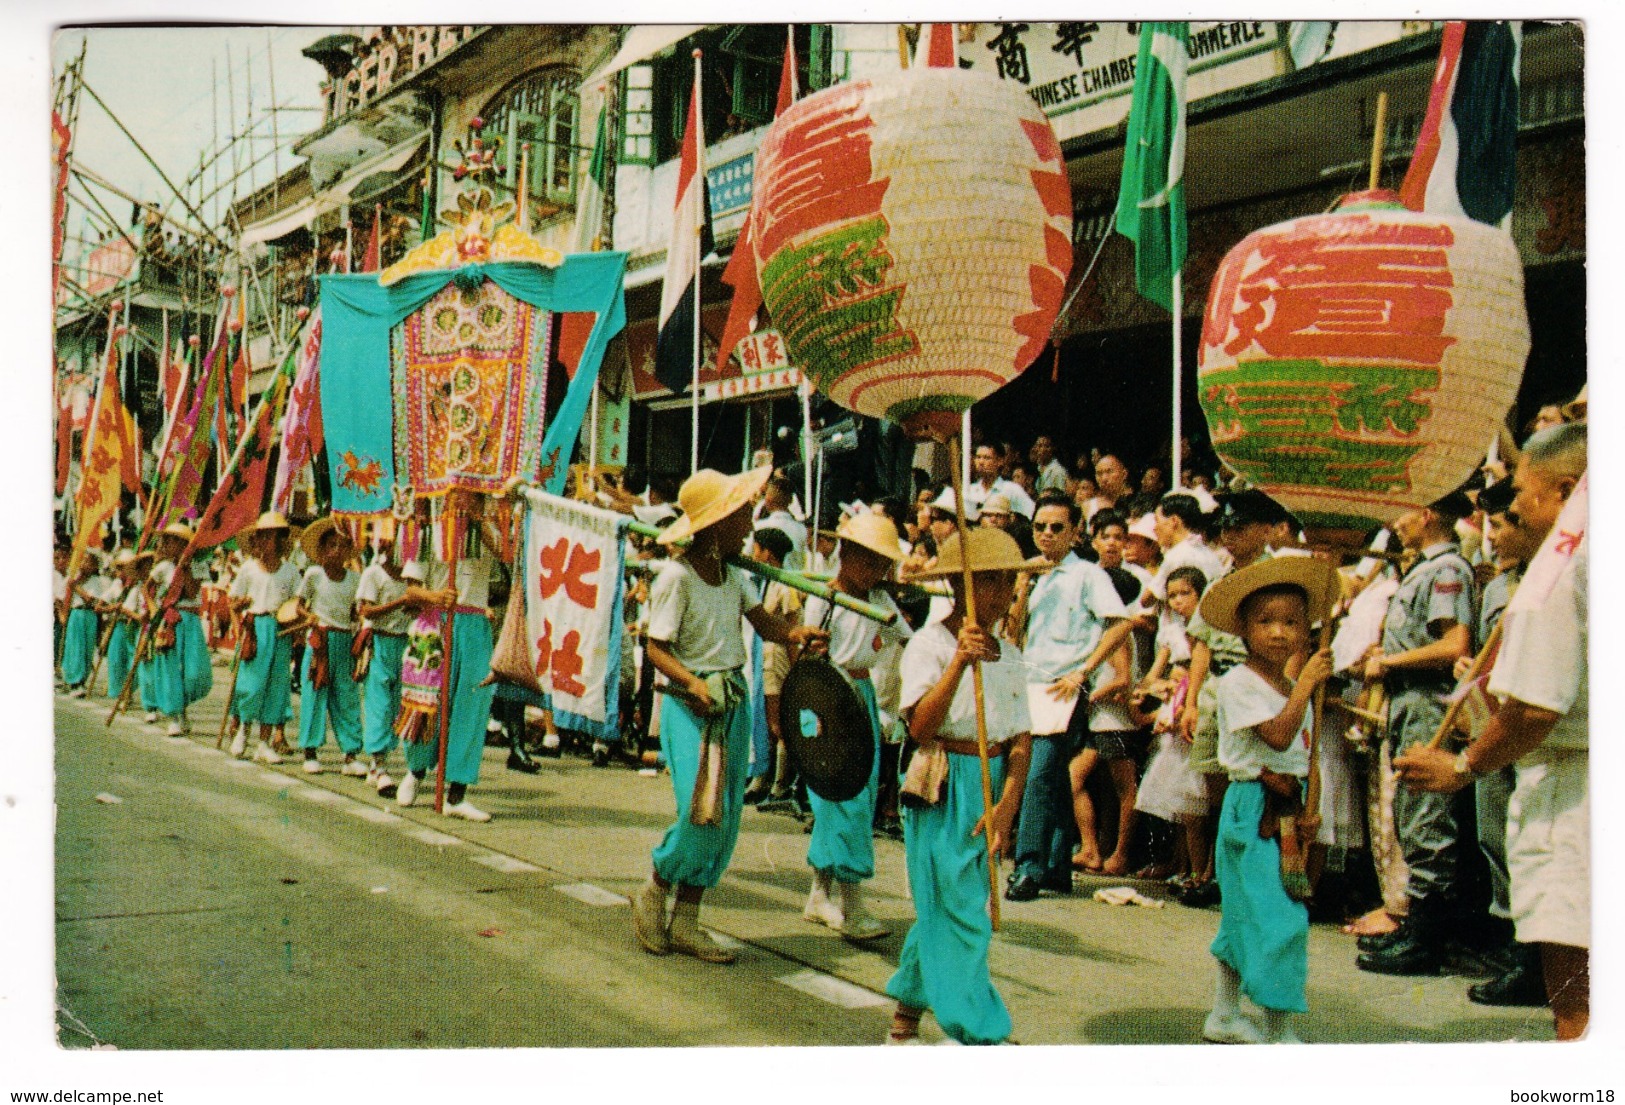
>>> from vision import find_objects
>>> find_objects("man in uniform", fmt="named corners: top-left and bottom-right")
top-left (1356, 494), bottom-right (1476, 975)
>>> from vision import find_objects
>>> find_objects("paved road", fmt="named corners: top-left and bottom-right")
top-left (50, 662), bottom-right (1555, 1051)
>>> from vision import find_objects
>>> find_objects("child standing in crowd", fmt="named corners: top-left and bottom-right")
top-left (800, 513), bottom-right (910, 941)
top-left (1134, 566), bottom-right (1210, 884)
top-left (355, 531), bottom-right (415, 794)
top-left (886, 528), bottom-right (1032, 1046)
top-left (148, 523), bottom-right (214, 737)
top-left (228, 512), bottom-right (301, 763)
top-left (632, 468), bottom-right (827, 964)
top-left (1197, 556), bottom-right (1336, 1045)
top-left (292, 517), bottom-right (365, 774)
top-left (61, 551), bottom-right (109, 698)
top-left (104, 549), bottom-right (152, 708)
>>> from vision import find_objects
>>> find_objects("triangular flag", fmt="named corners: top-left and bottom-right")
top-left (190, 368), bottom-right (292, 550)
top-left (1115, 22), bottom-right (1189, 312)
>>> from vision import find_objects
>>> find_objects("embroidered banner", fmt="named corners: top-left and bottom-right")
top-left (518, 488), bottom-right (626, 740)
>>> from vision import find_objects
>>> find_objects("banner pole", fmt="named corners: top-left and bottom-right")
top-left (689, 50), bottom-right (704, 477)
top-left (1170, 269), bottom-right (1183, 489)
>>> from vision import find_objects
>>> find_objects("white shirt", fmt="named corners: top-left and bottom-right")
top-left (1154, 609), bottom-right (1192, 664)
top-left (1490, 535), bottom-right (1587, 751)
top-left (118, 580), bottom-right (150, 619)
top-left (647, 558), bottom-right (761, 673)
top-left (356, 563), bottom-right (413, 635)
top-left (964, 477), bottom-right (1036, 520)
top-left (298, 566), bottom-right (360, 631)
top-left (228, 558), bottom-right (302, 615)
top-left (755, 508), bottom-right (809, 570)
top-left (426, 555), bottom-right (495, 611)
top-left (899, 622), bottom-right (1031, 744)
top-left (1151, 535), bottom-right (1227, 602)
top-left (803, 589), bottom-right (910, 672)
top-left (1036, 459), bottom-right (1070, 494)
top-left (1216, 664), bottom-right (1311, 780)
top-left (53, 569), bottom-right (67, 604)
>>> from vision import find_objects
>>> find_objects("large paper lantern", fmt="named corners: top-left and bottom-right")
top-left (748, 68), bottom-right (1073, 440)
top-left (1198, 190), bottom-right (1529, 532)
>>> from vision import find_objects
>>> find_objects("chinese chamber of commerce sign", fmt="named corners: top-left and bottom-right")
top-left (957, 22), bottom-right (1281, 144)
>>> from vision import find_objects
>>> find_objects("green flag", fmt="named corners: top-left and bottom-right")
top-left (1116, 22), bottom-right (1189, 312)
top-left (574, 103), bottom-right (612, 253)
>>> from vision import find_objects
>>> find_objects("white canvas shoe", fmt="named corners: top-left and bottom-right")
top-left (229, 727), bottom-right (248, 758)
top-left (302, 757), bottom-right (323, 774)
top-left (341, 758), bottom-right (370, 777)
top-left (144, 711), bottom-right (158, 724)
top-left (442, 799), bottom-right (491, 822)
top-left (252, 741), bottom-right (284, 765)
top-left (1202, 1012), bottom-right (1265, 1045)
top-left (373, 772), bottom-right (395, 794)
top-left (396, 772), bottom-right (418, 807)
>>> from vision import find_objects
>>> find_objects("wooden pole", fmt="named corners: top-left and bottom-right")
top-left (947, 433), bottom-right (1001, 931)
top-left (1368, 91), bottom-right (1389, 192)
top-left (217, 631), bottom-right (246, 749)
top-left (1305, 621), bottom-right (1331, 819)
top-left (433, 500), bottom-right (461, 814)
top-left (1426, 620), bottom-right (1503, 751)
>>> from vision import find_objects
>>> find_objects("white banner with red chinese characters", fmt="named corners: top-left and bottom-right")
top-left (519, 487), bottom-right (628, 740)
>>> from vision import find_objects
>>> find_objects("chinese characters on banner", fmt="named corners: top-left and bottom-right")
top-left (519, 487), bottom-right (627, 739)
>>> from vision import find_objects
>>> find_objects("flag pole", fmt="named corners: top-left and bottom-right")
top-left (1171, 269), bottom-right (1182, 489)
top-left (690, 49), bottom-right (704, 477)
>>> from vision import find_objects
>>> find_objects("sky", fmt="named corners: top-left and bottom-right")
top-left (53, 25), bottom-right (328, 247)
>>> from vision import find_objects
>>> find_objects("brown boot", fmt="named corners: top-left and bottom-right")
top-left (632, 879), bottom-right (670, 956)
top-left (668, 899), bottom-right (735, 964)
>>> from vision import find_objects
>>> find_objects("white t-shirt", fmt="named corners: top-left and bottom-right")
top-left (53, 569), bottom-right (67, 604)
top-left (803, 589), bottom-right (910, 672)
top-left (1490, 535), bottom-right (1587, 751)
top-left (646, 558), bottom-right (761, 673)
top-left (1154, 609), bottom-right (1192, 664)
top-left (1149, 535), bottom-right (1227, 603)
top-left (356, 563), bottom-right (413, 635)
top-left (1215, 664), bottom-right (1311, 780)
top-left (118, 580), bottom-right (150, 619)
top-left (1088, 656), bottom-right (1134, 732)
top-left (229, 558), bottom-right (302, 615)
top-left (899, 622), bottom-right (1031, 744)
top-left (298, 566), bottom-right (360, 631)
top-left (426, 555), bottom-right (494, 611)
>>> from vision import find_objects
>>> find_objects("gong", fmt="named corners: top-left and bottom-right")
top-left (779, 658), bottom-right (876, 804)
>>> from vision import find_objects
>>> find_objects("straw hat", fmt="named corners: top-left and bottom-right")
top-left (980, 492), bottom-right (1014, 517)
top-left (1197, 555), bottom-right (1339, 637)
top-left (1562, 383), bottom-right (1587, 421)
top-left (914, 527), bottom-right (1049, 579)
top-left (241, 511), bottom-right (291, 544)
top-left (112, 548), bottom-right (153, 570)
top-left (821, 512), bottom-right (905, 562)
top-left (160, 522), bottom-right (196, 544)
top-left (656, 466), bottom-right (774, 546)
top-left (298, 515), bottom-right (352, 564)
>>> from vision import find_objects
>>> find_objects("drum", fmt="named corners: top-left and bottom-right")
top-left (779, 658), bottom-right (876, 804)
top-left (274, 597), bottom-right (302, 626)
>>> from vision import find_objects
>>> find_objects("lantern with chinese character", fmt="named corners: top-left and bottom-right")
top-left (747, 67), bottom-right (1072, 440)
top-left (1198, 190), bottom-right (1529, 532)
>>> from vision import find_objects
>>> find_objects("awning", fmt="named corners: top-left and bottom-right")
top-left (238, 135), bottom-right (425, 248)
top-left (581, 25), bottom-right (707, 88)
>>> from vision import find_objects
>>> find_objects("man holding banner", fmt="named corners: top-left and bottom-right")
top-left (1397, 422), bottom-right (1589, 1040)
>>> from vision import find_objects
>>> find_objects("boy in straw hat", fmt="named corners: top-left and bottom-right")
top-left (292, 516), bottom-right (365, 776)
top-left (632, 467), bottom-right (829, 964)
top-left (885, 527), bottom-right (1034, 1046)
top-left (227, 512), bottom-right (301, 763)
top-left (799, 512), bottom-right (912, 943)
top-left (61, 550), bottom-right (112, 698)
top-left (1195, 554), bottom-right (1336, 1044)
top-left (354, 523), bottom-right (414, 793)
top-left (148, 522), bottom-right (214, 737)
top-left (104, 549), bottom-right (154, 709)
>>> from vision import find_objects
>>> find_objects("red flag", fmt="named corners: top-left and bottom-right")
top-left (716, 32), bottom-right (798, 375)
top-left (361, 205), bottom-right (382, 272)
top-left (272, 310), bottom-right (324, 513)
top-left (190, 370), bottom-right (291, 550)
top-left (55, 397), bottom-right (73, 497)
top-left (154, 316), bottom-right (230, 534)
top-left (229, 297), bottom-right (249, 424)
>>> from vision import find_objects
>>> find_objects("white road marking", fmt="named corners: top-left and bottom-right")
top-left (553, 882), bottom-right (628, 907)
top-left (347, 805), bottom-right (405, 826)
top-left (407, 828), bottom-right (463, 847)
top-left (471, 853), bottom-right (541, 875)
top-left (774, 969), bottom-right (889, 1009)
top-left (292, 785), bottom-right (344, 806)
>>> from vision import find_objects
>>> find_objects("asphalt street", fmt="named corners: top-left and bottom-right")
top-left (51, 662), bottom-right (1555, 1050)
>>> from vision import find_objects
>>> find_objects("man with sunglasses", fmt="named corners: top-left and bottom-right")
top-left (1006, 491), bottom-right (1134, 901)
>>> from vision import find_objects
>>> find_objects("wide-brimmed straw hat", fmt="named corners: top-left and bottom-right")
top-left (914, 528), bottom-right (1049, 579)
top-left (299, 516), bottom-right (352, 563)
top-left (820, 512), bottom-right (905, 562)
top-left (241, 511), bottom-right (291, 544)
top-left (111, 548), bottom-right (153, 570)
top-left (160, 522), bottom-right (196, 544)
top-left (657, 466), bottom-right (773, 546)
top-left (980, 492), bottom-right (1014, 517)
top-left (1198, 555), bottom-right (1339, 637)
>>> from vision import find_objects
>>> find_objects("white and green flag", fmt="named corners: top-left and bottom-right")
top-left (1115, 22), bottom-right (1188, 312)
top-left (574, 103), bottom-right (611, 253)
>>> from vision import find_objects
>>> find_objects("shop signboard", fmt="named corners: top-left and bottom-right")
top-left (707, 150), bottom-right (755, 222)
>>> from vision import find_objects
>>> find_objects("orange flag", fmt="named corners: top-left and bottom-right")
top-left (69, 337), bottom-right (129, 576)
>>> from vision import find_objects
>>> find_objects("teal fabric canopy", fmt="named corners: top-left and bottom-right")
top-left (318, 251), bottom-right (628, 516)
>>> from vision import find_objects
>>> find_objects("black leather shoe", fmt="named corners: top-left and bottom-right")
top-left (1175, 880), bottom-right (1221, 908)
top-left (742, 777), bottom-right (772, 804)
top-left (1469, 958), bottom-right (1547, 1007)
top-left (1356, 928), bottom-right (1442, 975)
top-left (591, 743), bottom-right (612, 769)
top-left (1005, 874), bottom-right (1041, 902)
top-left (1357, 923), bottom-right (1409, 954)
top-left (1039, 872), bottom-right (1073, 895)
top-left (506, 750), bottom-right (542, 774)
